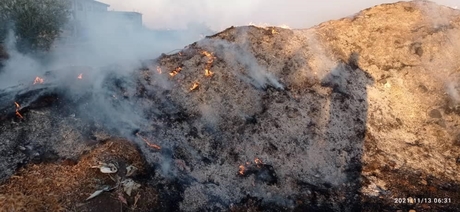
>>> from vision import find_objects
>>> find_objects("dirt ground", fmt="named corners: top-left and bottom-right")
top-left (0, 139), bottom-right (158, 212)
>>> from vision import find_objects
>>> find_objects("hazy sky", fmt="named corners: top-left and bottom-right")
top-left (100, 0), bottom-right (458, 30)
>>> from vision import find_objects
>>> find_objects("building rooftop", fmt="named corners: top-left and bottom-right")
top-left (84, 0), bottom-right (110, 7)
top-left (107, 11), bottom-right (142, 15)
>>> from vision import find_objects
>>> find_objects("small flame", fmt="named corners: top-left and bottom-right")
top-left (169, 67), bottom-right (182, 77)
top-left (14, 102), bottom-right (23, 119)
top-left (16, 111), bottom-right (23, 119)
top-left (205, 69), bottom-right (214, 77)
top-left (136, 133), bottom-right (161, 150)
top-left (238, 165), bottom-right (245, 175)
top-left (202, 51), bottom-right (215, 77)
top-left (190, 82), bottom-right (199, 91)
top-left (202, 51), bottom-right (215, 64)
top-left (77, 73), bottom-right (83, 79)
top-left (271, 29), bottom-right (278, 34)
top-left (157, 66), bottom-right (162, 74)
top-left (33, 77), bottom-right (44, 85)
top-left (169, 71), bottom-right (179, 77)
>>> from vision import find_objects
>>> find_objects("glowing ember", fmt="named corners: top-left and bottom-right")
top-left (14, 102), bottom-right (23, 119)
top-left (202, 51), bottom-right (213, 59)
top-left (190, 82), bottom-right (199, 91)
top-left (238, 165), bottom-right (245, 175)
top-left (255, 158), bottom-right (263, 165)
top-left (136, 133), bottom-right (161, 150)
top-left (157, 66), bottom-right (162, 74)
top-left (169, 67), bottom-right (182, 77)
top-left (204, 69), bottom-right (214, 77)
top-left (77, 73), bottom-right (83, 79)
top-left (33, 76), bottom-right (44, 85)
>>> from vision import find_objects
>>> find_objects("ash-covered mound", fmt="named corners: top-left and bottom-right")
top-left (1, 1), bottom-right (460, 211)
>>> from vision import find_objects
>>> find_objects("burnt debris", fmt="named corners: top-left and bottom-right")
top-left (238, 159), bottom-right (278, 185)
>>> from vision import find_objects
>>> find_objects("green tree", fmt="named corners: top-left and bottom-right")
top-left (0, 0), bottom-right (70, 53)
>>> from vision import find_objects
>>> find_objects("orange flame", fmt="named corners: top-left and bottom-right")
top-left (157, 66), bottom-right (162, 74)
top-left (202, 51), bottom-right (215, 77)
top-left (14, 102), bottom-right (23, 119)
top-left (190, 82), bottom-right (199, 91)
top-left (33, 77), bottom-right (44, 85)
top-left (77, 73), bottom-right (83, 79)
top-left (238, 165), bottom-right (245, 175)
top-left (169, 67), bottom-right (182, 77)
top-left (204, 69), bottom-right (214, 77)
top-left (169, 71), bottom-right (178, 77)
top-left (136, 133), bottom-right (161, 150)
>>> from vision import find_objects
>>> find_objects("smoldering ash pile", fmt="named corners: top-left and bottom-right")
top-left (1, 1), bottom-right (460, 211)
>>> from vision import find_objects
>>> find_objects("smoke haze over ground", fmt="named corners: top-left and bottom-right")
top-left (103, 0), bottom-right (459, 30)
top-left (0, 11), bottom-right (211, 89)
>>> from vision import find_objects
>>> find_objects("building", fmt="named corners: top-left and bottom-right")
top-left (70, 0), bottom-right (109, 21)
top-left (62, 0), bottom-right (143, 39)
top-left (106, 11), bottom-right (143, 31)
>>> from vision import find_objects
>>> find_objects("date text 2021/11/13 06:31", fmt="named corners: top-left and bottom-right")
top-left (394, 197), bottom-right (452, 204)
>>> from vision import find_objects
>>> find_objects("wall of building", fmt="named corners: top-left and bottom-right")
top-left (105, 11), bottom-right (143, 31)
top-left (71, 0), bottom-right (108, 22)
top-left (60, 0), bottom-right (143, 42)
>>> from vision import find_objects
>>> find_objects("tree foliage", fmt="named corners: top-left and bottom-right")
top-left (0, 0), bottom-right (70, 52)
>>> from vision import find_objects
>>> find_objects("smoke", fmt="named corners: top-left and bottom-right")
top-left (413, 1), bottom-right (460, 108)
top-left (0, 9), bottom-right (215, 85)
top-left (0, 32), bottom-right (45, 88)
top-left (415, 0), bottom-right (456, 28)
top-left (0, 5), bottom-right (216, 136)
top-left (446, 81), bottom-right (460, 105)
top-left (48, 16), bottom-right (211, 70)
top-left (198, 38), bottom-right (284, 90)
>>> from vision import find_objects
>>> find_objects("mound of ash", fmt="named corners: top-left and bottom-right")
top-left (1, 1), bottom-right (460, 211)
